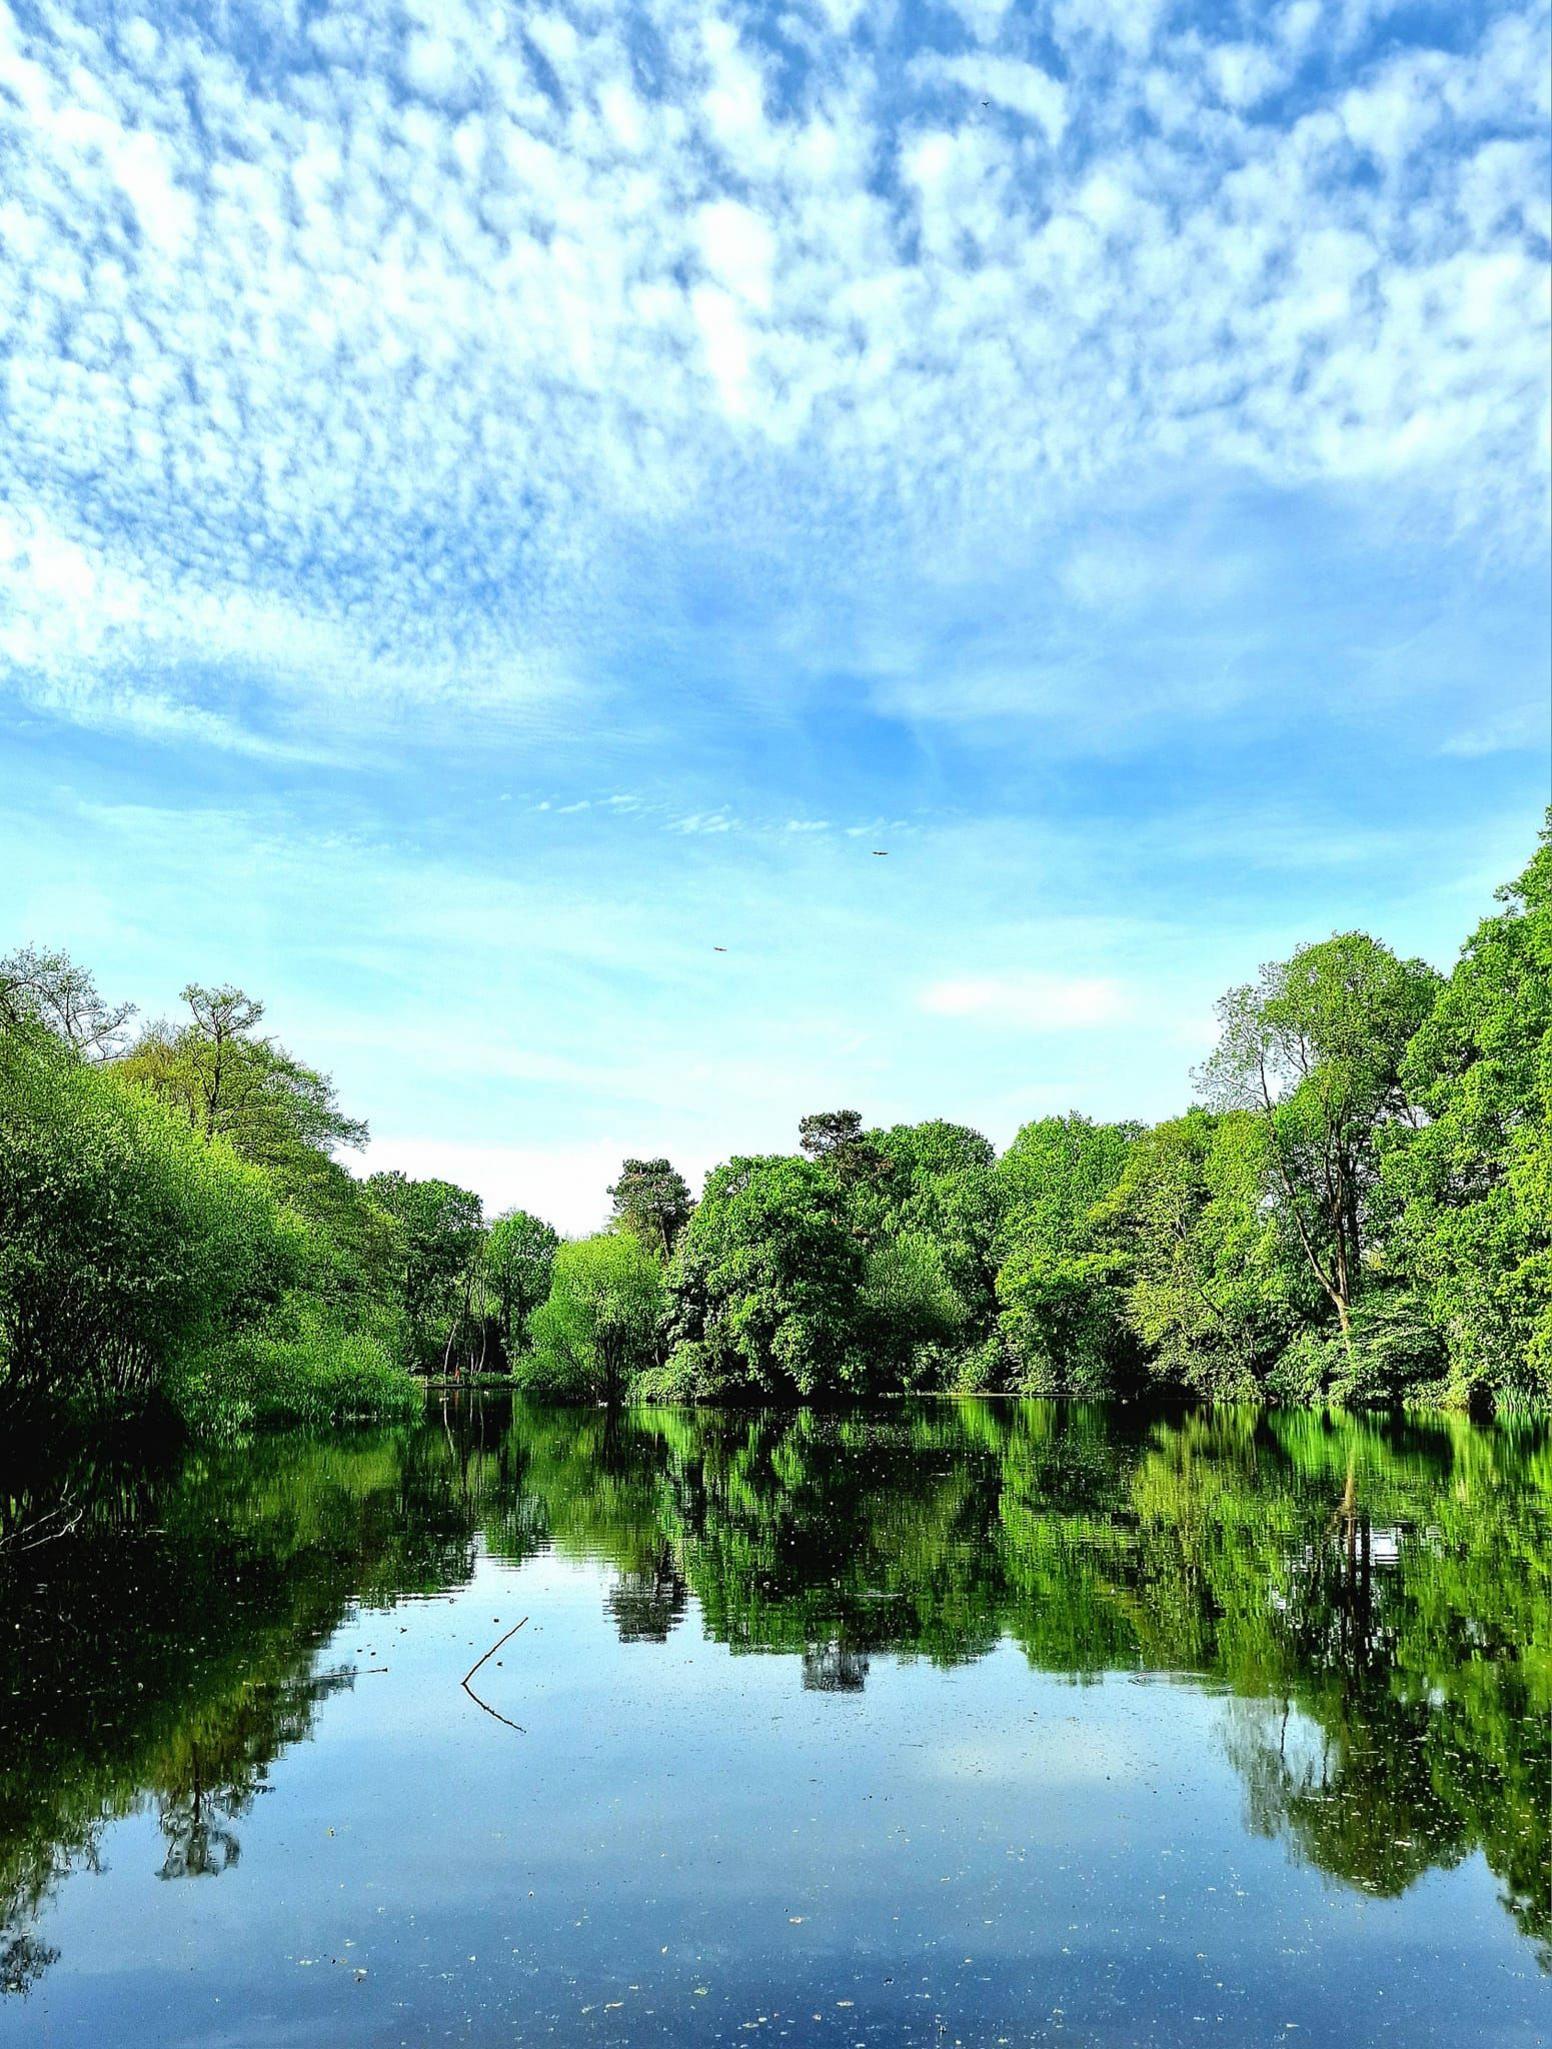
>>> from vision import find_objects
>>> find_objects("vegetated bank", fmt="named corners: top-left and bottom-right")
top-left (1, 820), bottom-right (1546, 1434)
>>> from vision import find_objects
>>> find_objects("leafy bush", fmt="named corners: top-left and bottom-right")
top-left (0, 1030), bottom-right (293, 1420)
top-left (168, 1305), bottom-right (420, 1435)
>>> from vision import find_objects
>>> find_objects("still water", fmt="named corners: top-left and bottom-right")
top-left (1, 1400), bottom-right (1547, 2047)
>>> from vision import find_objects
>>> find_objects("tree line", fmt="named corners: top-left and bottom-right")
top-left (521, 821), bottom-right (1549, 1409)
top-left (1, 818), bottom-right (1545, 1426)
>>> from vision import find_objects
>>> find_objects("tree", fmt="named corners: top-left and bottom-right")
top-left (871, 1120), bottom-right (1001, 1365)
top-left (607, 1157), bottom-right (693, 1260)
top-left (1381, 821), bottom-right (1552, 1403)
top-left (798, 1108), bottom-right (887, 1188)
top-left (1099, 1110), bottom-right (1304, 1397)
top-left (658, 1155), bottom-right (869, 1399)
top-left (521, 1233), bottom-right (665, 1402)
top-left (485, 1209), bottom-right (560, 1365)
top-left (118, 985), bottom-right (367, 1190)
top-left (365, 1171), bottom-right (485, 1370)
top-left (0, 1029), bottom-right (292, 1419)
top-left (992, 1115), bottom-right (1142, 1393)
top-left (0, 945), bottom-right (135, 1059)
top-left (1199, 934), bottom-right (1440, 1343)
top-left (861, 1229), bottom-right (968, 1381)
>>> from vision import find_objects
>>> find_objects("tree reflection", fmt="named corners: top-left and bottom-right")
top-left (1, 1397), bottom-right (1547, 1993)
top-left (493, 1399), bottom-right (1550, 1961)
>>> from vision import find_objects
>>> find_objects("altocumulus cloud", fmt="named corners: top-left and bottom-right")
top-left (0, 0), bottom-right (1547, 751)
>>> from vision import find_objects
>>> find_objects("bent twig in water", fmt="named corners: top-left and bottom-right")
top-left (460, 1616), bottom-right (528, 1734)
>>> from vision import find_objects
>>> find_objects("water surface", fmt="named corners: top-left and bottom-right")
top-left (2, 1399), bottom-right (1547, 2045)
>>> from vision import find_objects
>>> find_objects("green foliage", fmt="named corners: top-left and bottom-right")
top-left (861, 1228), bottom-right (968, 1383)
top-left (0, 945), bottom-right (136, 1059)
top-left (994, 1112), bottom-right (1140, 1259)
top-left (991, 1114), bottom-right (1141, 1393)
top-left (118, 984), bottom-right (368, 1193)
top-left (1381, 825), bottom-right (1552, 1404)
top-left (870, 1119), bottom-right (1001, 1330)
top-left (484, 1209), bottom-right (560, 1364)
top-left (798, 1107), bottom-right (889, 1189)
top-left (1101, 1109), bottom-right (1304, 1398)
top-left (0, 1030), bottom-right (293, 1421)
top-left (521, 1232), bottom-right (665, 1400)
top-left (168, 1303), bottom-right (421, 1434)
top-left (1200, 932), bottom-right (1441, 1337)
top-left (0, 978), bottom-right (422, 1434)
top-left (2, 819), bottom-right (1548, 1420)
top-left (995, 1246), bottom-right (1128, 1395)
top-left (365, 1171), bottom-right (485, 1370)
top-left (607, 1157), bottom-right (694, 1259)
top-left (657, 1155), bottom-right (870, 1399)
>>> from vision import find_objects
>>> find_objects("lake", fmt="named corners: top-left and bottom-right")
top-left (1, 1399), bottom-right (1547, 2046)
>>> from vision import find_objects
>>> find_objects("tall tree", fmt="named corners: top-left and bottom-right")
top-left (485, 1209), bottom-right (560, 1364)
top-left (872, 1119), bottom-right (1001, 1340)
top-left (522, 1233), bottom-right (665, 1403)
top-left (992, 1115), bottom-right (1143, 1395)
top-left (798, 1108), bottom-right (887, 1188)
top-left (0, 1029), bottom-right (290, 1418)
top-left (365, 1172), bottom-right (485, 1370)
top-left (1100, 1109), bottom-right (1304, 1397)
top-left (1381, 821), bottom-right (1552, 1401)
top-left (607, 1158), bottom-right (694, 1260)
top-left (1199, 934), bottom-right (1440, 1342)
top-left (661, 1155), bottom-right (869, 1398)
top-left (0, 945), bottom-right (135, 1060)
top-left (118, 985), bottom-right (367, 1176)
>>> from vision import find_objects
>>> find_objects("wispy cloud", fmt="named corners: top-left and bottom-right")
top-left (919, 974), bottom-right (1132, 1029)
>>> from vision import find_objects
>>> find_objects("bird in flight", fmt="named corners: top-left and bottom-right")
top-left (713, 945), bottom-right (727, 952)
top-left (871, 849), bottom-right (889, 857)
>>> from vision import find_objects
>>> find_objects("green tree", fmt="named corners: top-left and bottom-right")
top-left (658, 1155), bottom-right (869, 1399)
top-left (0, 944), bottom-right (136, 1059)
top-left (1199, 934), bottom-right (1440, 1344)
top-left (1382, 821), bottom-right (1552, 1403)
top-left (872, 1119), bottom-right (1001, 1336)
top-left (798, 1108), bottom-right (888, 1189)
top-left (118, 985), bottom-right (367, 1197)
top-left (366, 1172), bottom-right (485, 1371)
top-left (992, 1115), bottom-right (1142, 1393)
top-left (0, 1029), bottom-right (293, 1420)
top-left (485, 1209), bottom-right (560, 1365)
top-left (607, 1157), bottom-right (694, 1260)
top-left (521, 1232), bottom-right (665, 1402)
top-left (861, 1229), bottom-right (968, 1382)
top-left (1101, 1109), bottom-right (1302, 1397)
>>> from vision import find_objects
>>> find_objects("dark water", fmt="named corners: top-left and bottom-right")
top-left (1, 1401), bottom-right (1548, 2047)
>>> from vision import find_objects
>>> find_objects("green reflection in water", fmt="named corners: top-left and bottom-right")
top-left (1, 1398), bottom-right (1548, 1994)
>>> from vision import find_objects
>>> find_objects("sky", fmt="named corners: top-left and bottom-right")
top-left (1, 0), bottom-right (1549, 1232)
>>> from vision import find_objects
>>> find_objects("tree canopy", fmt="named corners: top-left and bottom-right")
top-left (3, 815), bottom-right (1547, 1423)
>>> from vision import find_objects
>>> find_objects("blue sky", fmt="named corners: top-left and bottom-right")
top-left (2, 0), bottom-right (1548, 1230)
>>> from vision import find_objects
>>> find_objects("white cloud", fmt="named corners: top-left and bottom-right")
top-left (358, 1136), bottom-right (628, 1237)
top-left (1439, 706), bottom-right (1547, 757)
top-left (0, 0), bottom-right (1544, 753)
top-left (918, 973), bottom-right (1132, 1028)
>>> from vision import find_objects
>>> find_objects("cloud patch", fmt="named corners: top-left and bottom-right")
top-left (0, 0), bottom-right (1544, 752)
top-left (919, 973), bottom-right (1132, 1029)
